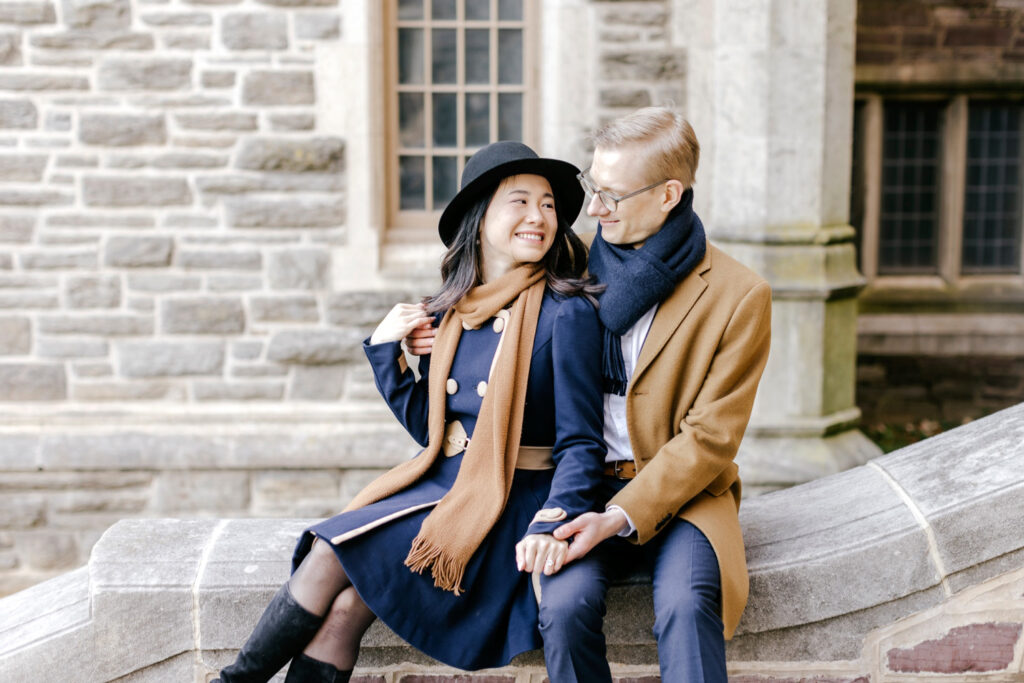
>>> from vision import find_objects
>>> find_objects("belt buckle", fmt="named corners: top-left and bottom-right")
top-left (611, 460), bottom-right (630, 480)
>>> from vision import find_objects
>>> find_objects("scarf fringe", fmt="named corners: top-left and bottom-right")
top-left (602, 327), bottom-right (628, 396)
top-left (404, 535), bottom-right (467, 596)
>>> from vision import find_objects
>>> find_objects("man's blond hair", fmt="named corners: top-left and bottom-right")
top-left (592, 107), bottom-right (700, 189)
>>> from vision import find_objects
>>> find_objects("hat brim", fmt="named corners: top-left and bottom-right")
top-left (438, 157), bottom-right (585, 247)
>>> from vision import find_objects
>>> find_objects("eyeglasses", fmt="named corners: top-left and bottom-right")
top-left (576, 168), bottom-right (670, 213)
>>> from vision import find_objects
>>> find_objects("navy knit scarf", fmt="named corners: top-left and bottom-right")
top-left (588, 188), bottom-right (706, 395)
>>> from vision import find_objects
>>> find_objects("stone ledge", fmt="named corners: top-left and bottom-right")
top-left (0, 403), bottom-right (1022, 681)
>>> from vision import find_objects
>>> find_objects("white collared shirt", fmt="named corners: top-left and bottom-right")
top-left (604, 304), bottom-right (658, 536)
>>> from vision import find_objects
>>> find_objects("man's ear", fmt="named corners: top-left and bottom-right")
top-left (660, 179), bottom-right (686, 212)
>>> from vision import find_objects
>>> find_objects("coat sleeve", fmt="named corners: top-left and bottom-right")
top-left (525, 296), bottom-right (608, 537)
top-left (607, 280), bottom-right (772, 544)
top-left (363, 339), bottom-right (431, 447)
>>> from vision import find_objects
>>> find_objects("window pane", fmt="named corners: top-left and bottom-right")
top-left (431, 0), bottom-right (455, 20)
top-left (498, 29), bottom-right (522, 84)
top-left (499, 92), bottom-right (521, 140)
top-left (878, 102), bottom-right (942, 274)
top-left (399, 92), bottom-right (425, 147)
top-left (432, 28), bottom-right (457, 84)
top-left (400, 156), bottom-right (426, 210)
top-left (433, 156), bottom-right (458, 206)
top-left (466, 0), bottom-right (489, 20)
top-left (398, 0), bottom-right (423, 20)
top-left (499, 0), bottom-right (522, 20)
top-left (398, 29), bottom-right (424, 84)
top-left (963, 102), bottom-right (1022, 273)
top-left (465, 92), bottom-right (490, 146)
top-left (465, 29), bottom-right (490, 84)
top-left (850, 101), bottom-right (866, 274)
top-left (433, 93), bottom-right (457, 146)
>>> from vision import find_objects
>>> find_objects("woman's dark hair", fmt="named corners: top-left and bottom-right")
top-left (423, 182), bottom-right (603, 315)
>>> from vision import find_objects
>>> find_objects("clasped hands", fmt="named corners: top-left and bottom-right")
top-left (516, 509), bottom-right (629, 576)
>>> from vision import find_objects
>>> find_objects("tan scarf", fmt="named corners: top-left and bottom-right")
top-left (344, 263), bottom-right (546, 594)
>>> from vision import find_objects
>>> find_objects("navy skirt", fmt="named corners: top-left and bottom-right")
top-left (292, 453), bottom-right (554, 671)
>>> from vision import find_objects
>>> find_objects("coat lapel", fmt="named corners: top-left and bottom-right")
top-left (631, 242), bottom-right (713, 386)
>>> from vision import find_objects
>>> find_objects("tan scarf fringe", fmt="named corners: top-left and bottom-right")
top-left (345, 264), bottom-right (547, 595)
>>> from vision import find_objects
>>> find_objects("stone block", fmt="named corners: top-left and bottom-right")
top-left (0, 188), bottom-right (73, 206)
top-left (0, 363), bottom-right (66, 400)
top-left (177, 249), bottom-right (261, 270)
top-left (19, 249), bottom-right (96, 269)
top-left (268, 112), bottom-right (315, 131)
top-left (174, 112), bottom-right (257, 131)
top-left (289, 364), bottom-right (345, 400)
top-left (105, 236), bottom-right (174, 267)
top-left (18, 531), bottom-right (78, 570)
top-left (207, 275), bottom-right (263, 292)
top-left (0, 436), bottom-right (39, 470)
top-left (226, 198), bottom-right (344, 229)
top-left (65, 275), bottom-right (121, 308)
top-left (0, 74), bottom-right (88, 91)
top-left (29, 31), bottom-right (154, 49)
top-left (0, 496), bottom-right (45, 528)
top-left (599, 87), bottom-right (652, 108)
top-left (162, 297), bottom-right (245, 334)
top-left (118, 341), bottom-right (224, 377)
top-left (201, 70), bottom-right (236, 88)
top-left (0, 316), bottom-right (30, 354)
top-left (154, 471), bottom-right (250, 513)
top-left (36, 338), bottom-right (108, 358)
top-left (197, 173), bottom-right (343, 194)
top-left (72, 381), bottom-right (181, 400)
top-left (126, 273), bottom-right (200, 292)
top-left (326, 291), bottom-right (413, 327)
top-left (160, 32), bottom-right (211, 50)
top-left (84, 177), bottom-right (191, 206)
top-left (47, 212), bottom-right (151, 228)
top-left (0, 293), bottom-right (58, 309)
top-left (232, 364), bottom-right (287, 377)
top-left (943, 26), bottom-right (1013, 48)
top-left (0, 154), bottom-right (45, 181)
top-left (222, 12), bottom-right (288, 49)
top-left (294, 13), bottom-right (339, 40)
top-left (251, 295), bottom-right (319, 322)
top-left (0, 33), bottom-right (22, 66)
top-left (0, 2), bottom-right (56, 24)
top-left (268, 248), bottom-right (330, 289)
top-left (150, 152), bottom-right (228, 169)
top-left (97, 58), bottom-right (192, 91)
top-left (266, 328), bottom-right (364, 364)
top-left (79, 113), bottom-right (165, 146)
top-left (0, 100), bottom-right (36, 129)
top-left (252, 471), bottom-right (339, 515)
top-left (140, 10), bottom-right (211, 25)
top-left (40, 433), bottom-right (228, 470)
top-left (163, 213), bottom-right (219, 228)
top-left (38, 313), bottom-right (152, 336)
top-left (0, 214), bottom-right (33, 243)
top-left (601, 50), bottom-right (685, 81)
top-left (241, 70), bottom-right (315, 105)
top-left (254, 0), bottom-right (335, 5)
top-left (193, 381), bottom-right (283, 400)
top-left (232, 340), bottom-right (263, 360)
top-left (235, 136), bottom-right (344, 173)
top-left (61, 0), bottom-right (130, 29)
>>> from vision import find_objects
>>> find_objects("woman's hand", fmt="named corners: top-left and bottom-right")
top-left (370, 303), bottom-right (433, 345)
top-left (404, 323), bottom-right (437, 355)
top-left (515, 533), bottom-right (569, 576)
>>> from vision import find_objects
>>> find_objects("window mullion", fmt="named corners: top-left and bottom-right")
top-left (862, 94), bottom-right (883, 281)
top-left (941, 95), bottom-right (968, 284)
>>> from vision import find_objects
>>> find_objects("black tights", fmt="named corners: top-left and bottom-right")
top-left (288, 539), bottom-right (377, 670)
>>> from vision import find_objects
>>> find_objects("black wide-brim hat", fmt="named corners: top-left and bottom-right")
top-left (438, 141), bottom-right (585, 247)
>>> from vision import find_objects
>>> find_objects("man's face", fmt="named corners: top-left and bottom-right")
top-left (586, 145), bottom-right (671, 247)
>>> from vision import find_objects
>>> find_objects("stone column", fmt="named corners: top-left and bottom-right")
top-left (676, 0), bottom-right (881, 493)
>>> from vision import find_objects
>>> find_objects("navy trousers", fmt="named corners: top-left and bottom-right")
top-left (537, 480), bottom-right (726, 683)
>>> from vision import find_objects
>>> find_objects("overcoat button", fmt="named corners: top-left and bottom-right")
top-left (492, 317), bottom-right (505, 333)
top-left (446, 378), bottom-right (458, 395)
top-left (476, 381), bottom-right (487, 397)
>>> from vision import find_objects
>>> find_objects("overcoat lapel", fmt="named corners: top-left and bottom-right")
top-left (631, 242), bottom-right (713, 386)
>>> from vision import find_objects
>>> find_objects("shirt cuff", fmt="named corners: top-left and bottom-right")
top-left (607, 505), bottom-right (636, 537)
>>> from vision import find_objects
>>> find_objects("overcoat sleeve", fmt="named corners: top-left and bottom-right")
top-left (608, 280), bottom-right (772, 544)
top-left (363, 338), bottom-right (431, 448)
top-left (525, 295), bottom-right (607, 537)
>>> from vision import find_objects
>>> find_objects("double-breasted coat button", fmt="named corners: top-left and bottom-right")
top-left (492, 317), bottom-right (505, 333)
top-left (476, 381), bottom-right (487, 397)
top-left (446, 378), bottom-right (458, 395)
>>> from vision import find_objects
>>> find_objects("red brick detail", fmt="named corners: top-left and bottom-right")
top-left (886, 622), bottom-right (1023, 674)
top-left (729, 676), bottom-right (869, 683)
top-left (397, 676), bottom-right (515, 683)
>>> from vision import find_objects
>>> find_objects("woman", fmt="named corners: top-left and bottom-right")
top-left (214, 141), bottom-right (607, 683)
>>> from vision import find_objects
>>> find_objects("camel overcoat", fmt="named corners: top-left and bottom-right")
top-left (595, 237), bottom-right (772, 640)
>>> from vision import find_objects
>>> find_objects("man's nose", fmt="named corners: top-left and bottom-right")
top-left (586, 193), bottom-right (609, 217)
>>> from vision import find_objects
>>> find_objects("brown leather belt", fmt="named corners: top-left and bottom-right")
top-left (604, 460), bottom-right (637, 479)
top-left (443, 420), bottom-right (554, 470)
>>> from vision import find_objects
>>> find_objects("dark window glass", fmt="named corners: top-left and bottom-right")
top-left (465, 29), bottom-right (490, 84)
top-left (499, 0), bottom-right (522, 20)
top-left (498, 29), bottom-right (523, 84)
top-left (398, 28), bottom-right (424, 84)
top-left (432, 93), bottom-right (457, 146)
top-left (963, 103), bottom-right (1022, 273)
top-left (398, 0), bottom-right (423, 20)
top-left (466, 0), bottom-right (489, 20)
top-left (465, 93), bottom-right (490, 146)
top-left (432, 28), bottom-right (457, 84)
top-left (431, 0), bottom-right (455, 20)
top-left (878, 102), bottom-right (942, 274)
top-left (400, 156), bottom-right (426, 210)
top-left (398, 92), bottom-right (425, 148)
top-left (850, 101), bottom-right (865, 273)
top-left (434, 156), bottom-right (458, 205)
top-left (499, 92), bottom-right (522, 140)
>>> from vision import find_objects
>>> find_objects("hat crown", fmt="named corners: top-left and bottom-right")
top-left (461, 141), bottom-right (539, 190)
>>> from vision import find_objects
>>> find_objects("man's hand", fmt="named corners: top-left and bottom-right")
top-left (404, 322), bottom-right (437, 356)
top-left (516, 534), bottom-right (569, 576)
top-left (554, 509), bottom-right (629, 563)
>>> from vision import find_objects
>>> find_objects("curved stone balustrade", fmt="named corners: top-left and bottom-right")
top-left (1, 404), bottom-right (1022, 681)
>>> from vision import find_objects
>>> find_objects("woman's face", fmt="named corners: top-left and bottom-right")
top-left (478, 173), bottom-right (558, 281)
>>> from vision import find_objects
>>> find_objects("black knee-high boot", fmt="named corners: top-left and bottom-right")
top-left (214, 583), bottom-right (325, 683)
top-left (283, 654), bottom-right (352, 683)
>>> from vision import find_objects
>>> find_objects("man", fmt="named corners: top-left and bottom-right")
top-left (408, 107), bottom-right (771, 682)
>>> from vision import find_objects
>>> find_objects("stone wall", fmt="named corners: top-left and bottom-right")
top-left (3, 403), bottom-right (1023, 681)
